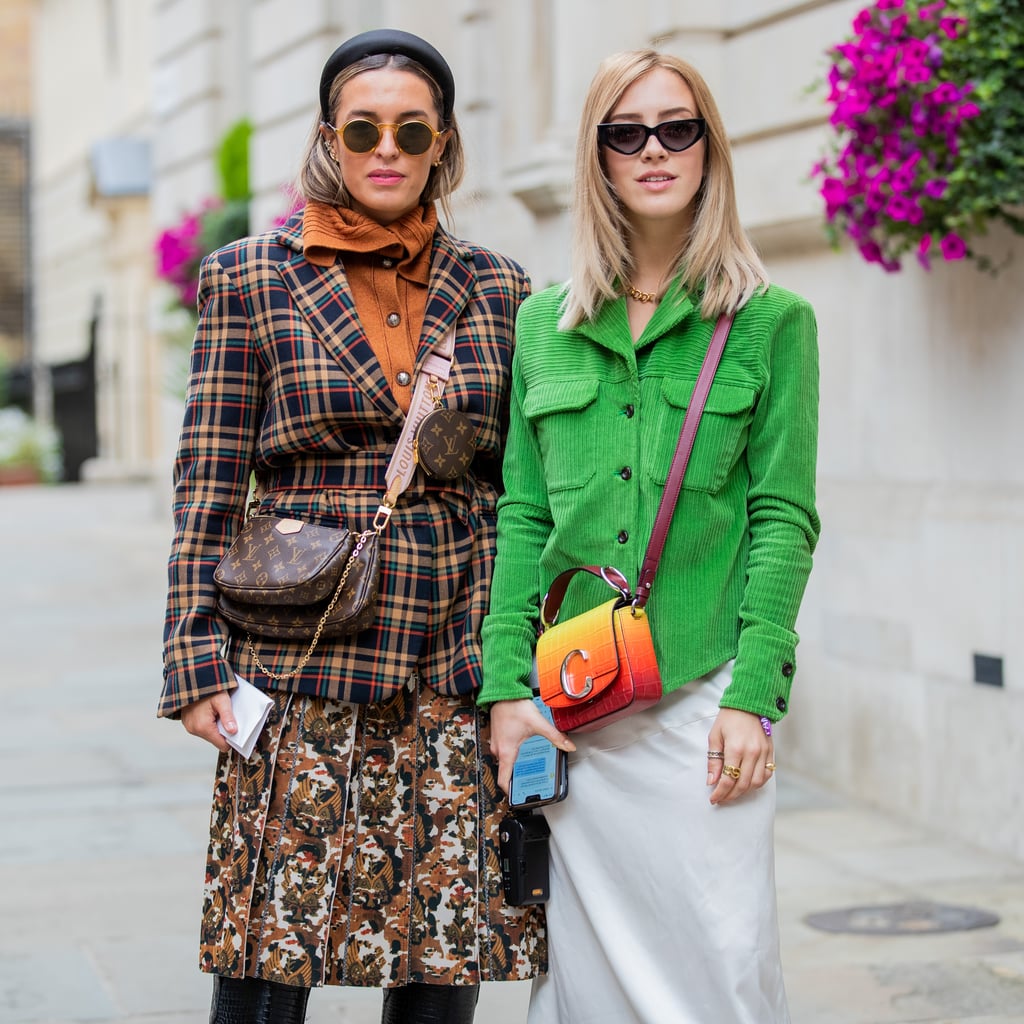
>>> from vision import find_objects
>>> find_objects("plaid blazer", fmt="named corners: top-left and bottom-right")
top-left (159, 213), bottom-right (530, 718)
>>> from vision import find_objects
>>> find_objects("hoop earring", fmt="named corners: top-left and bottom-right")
top-left (321, 137), bottom-right (338, 163)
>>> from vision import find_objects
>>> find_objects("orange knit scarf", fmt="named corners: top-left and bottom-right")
top-left (302, 202), bottom-right (438, 412)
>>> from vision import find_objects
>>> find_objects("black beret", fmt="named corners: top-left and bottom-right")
top-left (319, 29), bottom-right (455, 124)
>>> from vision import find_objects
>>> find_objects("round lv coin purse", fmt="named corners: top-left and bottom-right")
top-left (414, 407), bottom-right (476, 480)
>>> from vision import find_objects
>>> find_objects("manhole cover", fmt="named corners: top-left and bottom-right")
top-left (805, 900), bottom-right (1000, 935)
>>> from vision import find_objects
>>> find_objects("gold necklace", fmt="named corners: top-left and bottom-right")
top-left (625, 283), bottom-right (658, 303)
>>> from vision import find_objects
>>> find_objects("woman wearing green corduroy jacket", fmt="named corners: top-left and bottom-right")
top-left (480, 49), bottom-right (819, 1024)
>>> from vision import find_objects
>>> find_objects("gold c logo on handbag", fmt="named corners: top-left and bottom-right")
top-left (560, 649), bottom-right (594, 700)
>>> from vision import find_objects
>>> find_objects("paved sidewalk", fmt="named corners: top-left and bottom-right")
top-left (1, 481), bottom-right (1022, 1024)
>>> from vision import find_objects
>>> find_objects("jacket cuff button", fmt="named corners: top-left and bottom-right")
top-left (775, 696), bottom-right (788, 712)
top-left (781, 661), bottom-right (794, 677)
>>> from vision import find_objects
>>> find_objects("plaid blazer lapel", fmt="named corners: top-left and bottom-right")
top-left (275, 251), bottom-right (400, 422)
top-left (274, 227), bottom-right (478, 421)
top-left (418, 229), bottom-right (477, 369)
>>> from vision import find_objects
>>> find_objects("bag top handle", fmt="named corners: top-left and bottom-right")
top-left (540, 565), bottom-right (631, 628)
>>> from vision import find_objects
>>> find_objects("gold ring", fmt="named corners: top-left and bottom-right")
top-left (765, 762), bottom-right (776, 772)
top-left (722, 764), bottom-right (741, 780)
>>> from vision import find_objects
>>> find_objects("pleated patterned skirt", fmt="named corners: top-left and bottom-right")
top-left (198, 676), bottom-right (546, 989)
top-left (528, 662), bottom-right (790, 1024)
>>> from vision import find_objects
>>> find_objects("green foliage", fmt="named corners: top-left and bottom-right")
top-left (0, 407), bottom-right (62, 481)
top-left (199, 198), bottom-right (250, 256)
top-left (155, 119), bottom-right (257, 396)
top-left (217, 118), bottom-right (252, 201)
top-left (944, 0), bottom-right (1024, 260)
top-left (155, 120), bottom-right (253, 314)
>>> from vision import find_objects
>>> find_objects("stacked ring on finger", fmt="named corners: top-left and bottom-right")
top-left (765, 762), bottom-right (776, 772)
top-left (722, 764), bottom-right (741, 780)
top-left (707, 751), bottom-right (725, 760)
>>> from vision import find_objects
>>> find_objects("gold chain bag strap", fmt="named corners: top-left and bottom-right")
top-left (214, 329), bottom-right (466, 680)
top-left (214, 508), bottom-right (382, 679)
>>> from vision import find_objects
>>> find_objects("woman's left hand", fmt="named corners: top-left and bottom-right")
top-left (489, 698), bottom-right (575, 796)
top-left (706, 708), bottom-right (775, 805)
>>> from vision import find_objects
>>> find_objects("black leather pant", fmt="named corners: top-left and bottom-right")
top-left (209, 976), bottom-right (479, 1024)
top-left (209, 976), bottom-right (310, 1024)
top-left (381, 982), bottom-right (480, 1024)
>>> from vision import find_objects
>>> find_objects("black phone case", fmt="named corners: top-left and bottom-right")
top-left (509, 745), bottom-right (568, 809)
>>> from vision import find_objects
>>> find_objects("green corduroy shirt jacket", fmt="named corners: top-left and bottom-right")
top-left (479, 282), bottom-right (820, 720)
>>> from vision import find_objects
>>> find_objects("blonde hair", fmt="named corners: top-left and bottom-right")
top-left (296, 53), bottom-right (465, 225)
top-left (560, 50), bottom-right (767, 329)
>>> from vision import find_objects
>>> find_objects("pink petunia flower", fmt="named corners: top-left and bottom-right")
top-left (939, 233), bottom-right (967, 260)
top-left (859, 240), bottom-right (884, 263)
top-left (939, 16), bottom-right (965, 39)
top-left (884, 195), bottom-right (908, 220)
top-left (917, 234), bottom-right (933, 269)
top-left (917, 1), bottom-right (946, 20)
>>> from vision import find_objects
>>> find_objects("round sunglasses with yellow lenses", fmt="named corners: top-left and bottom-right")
top-left (328, 119), bottom-right (445, 156)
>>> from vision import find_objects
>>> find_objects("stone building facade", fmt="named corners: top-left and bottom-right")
top-left (29, 0), bottom-right (1024, 858)
top-left (0, 0), bottom-right (32, 374)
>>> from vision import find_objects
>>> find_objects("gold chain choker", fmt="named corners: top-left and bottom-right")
top-left (625, 284), bottom-right (657, 303)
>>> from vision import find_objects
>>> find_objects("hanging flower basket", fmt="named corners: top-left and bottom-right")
top-left (811, 0), bottom-right (1024, 272)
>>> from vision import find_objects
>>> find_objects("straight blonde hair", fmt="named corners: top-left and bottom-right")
top-left (560, 50), bottom-right (767, 329)
top-left (296, 53), bottom-right (465, 226)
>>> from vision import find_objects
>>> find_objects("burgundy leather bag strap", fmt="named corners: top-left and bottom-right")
top-left (632, 311), bottom-right (734, 610)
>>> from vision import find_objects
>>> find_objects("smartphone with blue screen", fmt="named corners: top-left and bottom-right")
top-left (508, 695), bottom-right (569, 809)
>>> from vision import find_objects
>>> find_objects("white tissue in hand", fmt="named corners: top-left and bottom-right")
top-left (217, 674), bottom-right (273, 758)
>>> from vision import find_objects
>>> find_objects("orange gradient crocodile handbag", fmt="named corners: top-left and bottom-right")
top-left (536, 566), bottom-right (661, 733)
top-left (536, 313), bottom-right (734, 733)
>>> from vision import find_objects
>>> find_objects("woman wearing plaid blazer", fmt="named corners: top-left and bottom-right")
top-left (160, 30), bottom-right (542, 1024)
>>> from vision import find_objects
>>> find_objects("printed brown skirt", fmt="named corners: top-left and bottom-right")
top-left (199, 676), bottom-right (546, 988)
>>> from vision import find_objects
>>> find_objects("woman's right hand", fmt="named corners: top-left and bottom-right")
top-left (489, 698), bottom-right (575, 795)
top-left (181, 692), bottom-right (237, 752)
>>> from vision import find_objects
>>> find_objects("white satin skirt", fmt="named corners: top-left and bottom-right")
top-left (528, 662), bottom-right (790, 1024)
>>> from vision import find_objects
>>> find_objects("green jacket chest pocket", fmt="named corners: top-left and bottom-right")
top-left (647, 379), bottom-right (756, 493)
top-left (522, 379), bottom-right (600, 494)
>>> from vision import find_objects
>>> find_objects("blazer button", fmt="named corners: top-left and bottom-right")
top-left (775, 696), bottom-right (788, 712)
top-left (620, 466), bottom-right (632, 480)
top-left (624, 404), bottom-right (635, 418)
top-left (382, 257), bottom-right (395, 268)
top-left (617, 530), bottom-right (629, 544)
top-left (781, 662), bottom-right (794, 677)
top-left (395, 370), bottom-right (412, 387)
top-left (387, 312), bottom-right (401, 327)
